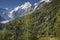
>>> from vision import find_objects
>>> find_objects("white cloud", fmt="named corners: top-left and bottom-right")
top-left (34, 3), bottom-right (38, 6)
top-left (5, 8), bottom-right (9, 10)
top-left (0, 20), bottom-right (10, 24)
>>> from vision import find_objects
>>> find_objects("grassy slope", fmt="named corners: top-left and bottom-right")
top-left (0, 0), bottom-right (60, 40)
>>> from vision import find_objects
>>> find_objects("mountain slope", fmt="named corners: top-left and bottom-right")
top-left (0, 0), bottom-right (60, 40)
top-left (0, 16), bottom-right (5, 21)
top-left (0, 0), bottom-right (50, 24)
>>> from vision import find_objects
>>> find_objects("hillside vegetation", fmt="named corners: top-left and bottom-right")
top-left (0, 0), bottom-right (60, 40)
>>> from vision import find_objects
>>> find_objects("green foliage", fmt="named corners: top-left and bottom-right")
top-left (0, 0), bottom-right (60, 40)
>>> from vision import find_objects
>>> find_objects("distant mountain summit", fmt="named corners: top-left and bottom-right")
top-left (0, 0), bottom-right (51, 24)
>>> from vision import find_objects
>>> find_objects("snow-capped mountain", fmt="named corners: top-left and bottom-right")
top-left (0, 0), bottom-right (51, 24)
top-left (0, 8), bottom-right (11, 20)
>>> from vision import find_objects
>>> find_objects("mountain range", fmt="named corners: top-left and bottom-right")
top-left (0, 0), bottom-right (60, 40)
top-left (0, 0), bottom-right (51, 24)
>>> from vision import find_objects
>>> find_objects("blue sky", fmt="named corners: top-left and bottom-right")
top-left (0, 0), bottom-right (39, 8)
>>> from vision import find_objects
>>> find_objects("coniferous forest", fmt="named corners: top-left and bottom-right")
top-left (0, 0), bottom-right (60, 40)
